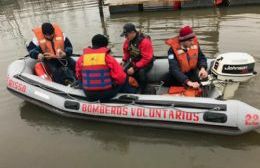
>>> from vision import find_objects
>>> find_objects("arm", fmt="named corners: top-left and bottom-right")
top-left (122, 40), bottom-right (130, 62)
top-left (134, 38), bottom-right (153, 69)
top-left (168, 48), bottom-right (189, 85)
top-left (197, 46), bottom-right (207, 70)
top-left (75, 55), bottom-right (83, 80)
top-left (106, 54), bottom-right (127, 85)
top-left (64, 37), bottom-right (73, 57)
top-left (26, 37), bottom-right (42, 59)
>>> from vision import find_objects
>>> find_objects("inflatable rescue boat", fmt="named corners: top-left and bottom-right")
top-left (6, 52), bottom-right (260, 135)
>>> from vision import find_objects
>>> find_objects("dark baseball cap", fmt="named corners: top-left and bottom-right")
top-left (120, 23), bottom-right (137, 37)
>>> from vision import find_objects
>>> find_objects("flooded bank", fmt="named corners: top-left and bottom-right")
top-left (1, 0), bottom-right (260, 167)
top-left (106, 0), bottom-right (260, 14)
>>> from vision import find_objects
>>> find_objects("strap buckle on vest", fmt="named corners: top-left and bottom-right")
top-left (39, 39), bottom-right (46, 44)
top-left (177, 49), bottom-right (184, 55)
top-left (190, 45), bottom-right (198, 50)
top-left (56, 37), bottom-right (63, 41)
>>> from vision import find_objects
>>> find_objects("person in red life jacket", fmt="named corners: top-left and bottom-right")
top-left (120, 23), bottom-right (154, 94)
top-left (163, 25), bottom-right (208, 89)
top-left (76, 34), bottom-right (136, 102)
top-left (26, 23), bottom-right (75, 85)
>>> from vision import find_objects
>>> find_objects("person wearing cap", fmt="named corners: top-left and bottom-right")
top-left (120, 23), bottom-right (154, 94)
top-left (27, 22), bottom-right (75, 84)
top-left (76, 34), bottom-right (136, 102)
top-left (164, 25), bottom-right (208, 88)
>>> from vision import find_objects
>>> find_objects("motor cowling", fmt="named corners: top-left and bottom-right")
top-left (209, 52), bottom-right (256, 99)
top-left (211, 52), bottom-right (256, 82)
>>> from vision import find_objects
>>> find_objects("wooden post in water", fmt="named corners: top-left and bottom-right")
top-left (98, 0), bottom-right (104, 18)
top-left (98, 0), bottom-right (108, 36)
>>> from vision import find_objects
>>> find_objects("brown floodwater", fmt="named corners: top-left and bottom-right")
top-left (1, 0), bottom-right (260, 167)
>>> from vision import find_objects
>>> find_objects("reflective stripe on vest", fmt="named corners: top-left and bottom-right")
top-left (165, 36), bottom-right (199, 73)
top-left (82, 48), bottom-right (113, 91)
top-left (33, 24), bottom-right (64, 55)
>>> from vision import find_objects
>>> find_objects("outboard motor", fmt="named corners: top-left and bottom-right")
top-left (209, 52), bottom-right (256, 99)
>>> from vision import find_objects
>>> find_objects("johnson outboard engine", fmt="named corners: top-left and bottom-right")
top-left (208, 52), bottom-right (256, 99)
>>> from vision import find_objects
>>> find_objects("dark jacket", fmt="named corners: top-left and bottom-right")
top-left (26, 36), bottom-right (73, 59)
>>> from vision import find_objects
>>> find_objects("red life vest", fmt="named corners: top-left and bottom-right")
top-left (165, 36), bottom-right (199, 73)
top-left (33, 24), bottom-right (64, 55)
top-left (82, 47), bottom-right (113, 91)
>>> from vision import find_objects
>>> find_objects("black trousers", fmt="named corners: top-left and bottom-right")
top-left (133, 61), bottom-right (153, 94)
top-left (83, 78), bottom-right (138, 102)
top-left (43, 57), bottom-right (76, 85)
top-left (84, 88), bottom-right (120, 102)
top-left (163, 70), bottom-right (199, 87)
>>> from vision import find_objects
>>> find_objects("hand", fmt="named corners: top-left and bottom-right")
top-left (127, 67), bottom-right (135, 75)
top-left (44, 52), bottom-right (56, 59)
top-left (120, 61), bottom-right (125, 66)
top-left (187, 81), bottom-right (200, 89)
top-left (198, 67), bottom-right (208, 79)
top-left (37, 53), bottom-right (44, 62)
top-left (57, 49), bottom-right (66, 58)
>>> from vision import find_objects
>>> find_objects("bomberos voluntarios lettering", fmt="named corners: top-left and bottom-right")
top-left (82, 104), bottom-right (199, 122)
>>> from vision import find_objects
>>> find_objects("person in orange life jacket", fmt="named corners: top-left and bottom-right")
top-left (26, 23), bottom-right (75, 85)
top-left (120, 23), bottom-right (154, 94)
top-left (76, 34), bottom-right (136, 102)
top-left (163, 26), bottom-right (208, 88)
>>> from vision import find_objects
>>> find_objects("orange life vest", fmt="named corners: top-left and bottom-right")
top-left (128, 76), bottom-right (139, 88)
top-left (165, 36), bottom-right (199, 73)
top-left (168, 86), bottom-right (202, 97)
top-left (34, 62), bottom-right (52, 81)
top-left (33, 24), bottom-right (64, 55)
